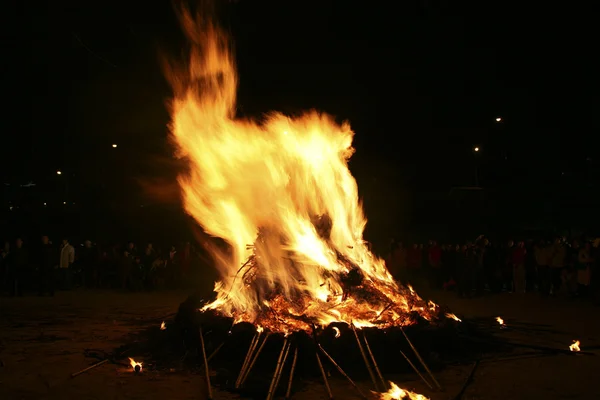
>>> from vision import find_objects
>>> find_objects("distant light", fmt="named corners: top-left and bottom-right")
top-left (63, 201), bottom-right (66, 205)
top-left (43, 202), bottom-right (47, 206)
top-left (495, 117), bottom-right (502, 122)
top-left (56, 170), bottom-right (62, 175)
top-left (112, 144), bottom-right (118, 148)
top-left (474, 147), bottom-right (480, 152)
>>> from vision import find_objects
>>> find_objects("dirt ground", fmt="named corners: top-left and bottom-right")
top-left (1, 289), bottom-right (598, 400)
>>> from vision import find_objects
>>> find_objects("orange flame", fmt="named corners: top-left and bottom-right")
top-left (160, 321), bottom-right (166, 330)
top-left (128, 357), bottom-right (143, 372)
top-left (167, 6), bottom-right (437, 333)
top-left (445, 313), bottom-right (461, 322)
top-left (496, 316), bottom-right (504, 326)
top-left (569, 340), bottom-right (580, 352)
top-left (376, 381), bottom-right (429, 400)
top-left (332, 327), bottom-right (341, 338)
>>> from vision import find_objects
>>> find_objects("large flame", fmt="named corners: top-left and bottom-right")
top-left (168, 7), bottom-right (436, 333)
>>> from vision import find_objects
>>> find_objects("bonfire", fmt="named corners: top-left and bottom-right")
top-left (167, 4), bottom-right (446, 399)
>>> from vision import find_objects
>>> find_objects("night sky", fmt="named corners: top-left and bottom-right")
top-left (2, 1), bottom-right (599, 237)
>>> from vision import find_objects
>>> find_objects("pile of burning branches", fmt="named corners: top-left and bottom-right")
top-left (201, 223), bottom-right (441, 336)
top-left (188, 230), bottom-right (453, 400)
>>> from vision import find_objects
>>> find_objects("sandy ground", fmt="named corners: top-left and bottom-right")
top-left (0, 289), bottom-right (599, 400)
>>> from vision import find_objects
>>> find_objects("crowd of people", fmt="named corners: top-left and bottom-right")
top-left (0, 236), bottom-right (210, 296)
top-left (2, 232), bottom-right (598, 302)
top-left (385, 236), bottom-right (599, 300)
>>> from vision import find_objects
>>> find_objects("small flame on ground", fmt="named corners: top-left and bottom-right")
top-left (332, 326), bottom-right (341, 338)
top-left (129, 357), bottom-right (143, 372)
top-left (160, 321), bottom-right (166, 330)
top-left (445, 313), bottom-right (461, 322)
top-left (376, 381), bottom-right (429, 400)
top-left (569, 340), bottom-right (581, 352)
top-left (496, 316), bottom-right (504, 325)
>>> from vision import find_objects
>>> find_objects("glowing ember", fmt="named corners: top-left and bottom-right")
top-left (496, 317), bottom-right (504, 326)
top-left (569, 340), bottom-right (580, 352)
top-left (160, 321), bottom-right (166, 330)
top-left (332, 327), bottom-right (341, 338)
top-left (168, 6), bottom-right (438, 334)
top-left (128, 358), bottom-right (143, 372)
top-left (445, 313), bottom-right (461, 322)
top-left (376, 381), bottom-right (429, 400)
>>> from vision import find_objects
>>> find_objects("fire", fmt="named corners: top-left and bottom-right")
top-left (569, 340), bottom-right (580, 352)
top-left (445, 313), bottom-right (461, 322)
top-left (128, 357), bottom-right (143, 372)
top-left (376, 381), bottom-right (429, 400)
top-left (332, 327), bottom-right (341, 338)
top-left (168, 6), bottom-right (437, 334)
top-left (496, 317), bottom-right (504, 326)
top-left (160, 321), bottom-right (166, 330)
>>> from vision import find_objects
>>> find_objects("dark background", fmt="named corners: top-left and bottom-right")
top-left (1, 0), bottom-right (598, 247)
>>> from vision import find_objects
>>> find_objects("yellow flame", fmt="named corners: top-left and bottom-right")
top-left (496, 317), bottom-right (504, 325)
top-left (376, 381), bottom-right (429, 400)
top-left (569, 340), bottom-right (580, 352)
top-left (332, 327), bottom-right (341, 338)
top-left (445, 313), bottom-right (461, 322)
top-left (160, 321), bottom-right (166, 330)
top-left (167, 5), bottom-right (436, 333)
top-left (128, 357), bottom-right (143, 371)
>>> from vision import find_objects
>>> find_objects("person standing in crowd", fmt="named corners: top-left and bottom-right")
top-left (511, 241), bottom-right (527, 294)
top-left (503, 240), bottom-right (515, 292)
top-left (180, 242), bottom-right (191, 288)
top-left (577, 242), bottom-right (593, 298)
top-left (80, 240), bottom-right (98, 288)
top-left (7, 238), bottom-right (28, 296)
top-left (549, 237), bottom-right (566, 295)
top-left (456, 244), bottom-right (474, 298)
top-left (427, 240), bottom-right (442, 288)
top-left (142, 243), bottom-right (157, 288)
top-left (565, 240), bottom-right (581, 296)
top-left (406, 243), bottom-right (422, 285)
top-left (59, 238), bottom-right (75, 290)
top-left (524, 240), bottom-right (537, 292)
top-left (167, 245), bottom-right (178, 288)
top-left (120, 247), bottom-right (133, 290)
top-left (442, 244), bottom-right (457, 290)
top-left (39, 235), bottom-right (55, 296)
top-left (387, 241), bottom-right (407, 282)
top-left (0, 241), bottom-right (10, 293)
top-left (473, 238), bottom-right (488, 296)
top-left (534, 240), bottom-right (550, 295)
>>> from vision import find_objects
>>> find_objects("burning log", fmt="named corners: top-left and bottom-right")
top-left (129, 358), bottom-right (143, 373)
